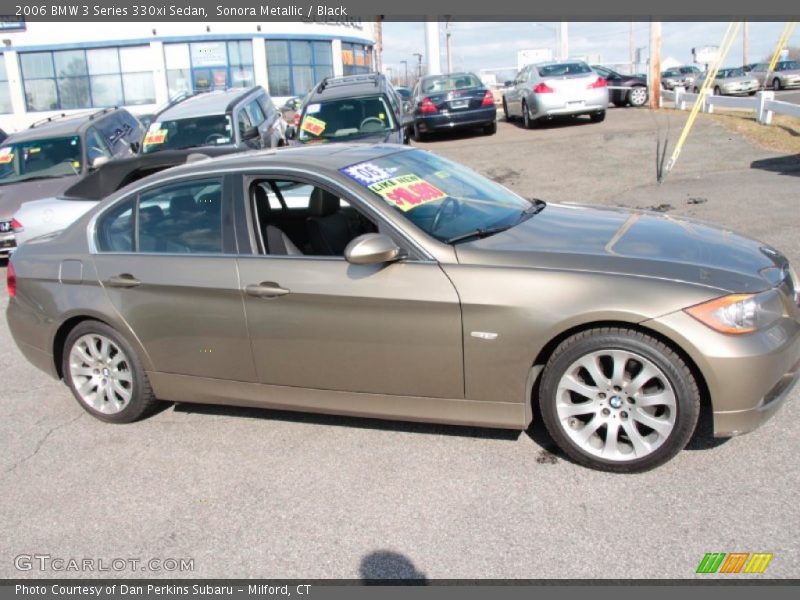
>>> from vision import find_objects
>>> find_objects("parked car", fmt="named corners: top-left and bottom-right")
top-left (0, 108), bottom-right (144, 255)
top-left (0, 128), bottom-right (7, 145)
top-left (661, 66), bottom-right (703, 90)
top-left (407, 72), bottom-right (497, 141)
top-left (12, 146), bottom-right (238, 246)
top-left (591, 65), bottom-right (649, 107)
top-left (503, 60), bottom-right (608, 127)
top-left (289, 73), bottom-right (409, 145)
top-left (8, 144), bottom-right (799, 472)
top-left (142, 86), bottom-right (285, 155)
top-left (692, 68), bottom-right (759, 95)
top-left (763, 60), bottom-right (800, 90)
top-left (394, 86), bottom-right (413, 102)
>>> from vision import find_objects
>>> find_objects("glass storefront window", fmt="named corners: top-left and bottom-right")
top-left (342, 43), bottom-right (373, 76)
top-left (20, 45), bottom-right (155, 111)
top-left (265, 40), bottom-right (333, 97)
top-left (0, 56), bottom-right (12, 114)
top-left (165, 40), bottom-right (254, 97)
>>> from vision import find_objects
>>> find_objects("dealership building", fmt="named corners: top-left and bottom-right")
top-left (0, 20), bottom-right (377, 131)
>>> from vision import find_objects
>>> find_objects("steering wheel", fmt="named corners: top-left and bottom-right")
top-left (359, 117), bottom-right (384, 132)
top-left (431, 197), bottom-right (460, 232)
top-left (205, 134), bottom-right (226, 144)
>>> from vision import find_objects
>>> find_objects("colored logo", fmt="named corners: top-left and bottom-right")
top-left (696, 552), bottom-right (773, 574)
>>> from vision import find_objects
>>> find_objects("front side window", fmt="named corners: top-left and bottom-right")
top-left (777, 61), bottom-right (800, 71)
top-left (0, 135), bottom-right (82, 184)
top-left (20, 46), bottom-right (154, 111)
top-left (97, 179), bottom-right (224, 254)
top-left (266, 40), bottom-right (333, 97)
top-left (298, 96), bottom-right (395, 142)
top-left (339, 149), bottom-right (532, 244)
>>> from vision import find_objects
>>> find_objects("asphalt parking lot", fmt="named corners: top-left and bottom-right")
top-left (1, 106), bottom-right (799, 580)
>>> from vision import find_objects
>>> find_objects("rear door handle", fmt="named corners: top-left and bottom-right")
top-left (245, 282), bottom-right (290, 298)
top-left (106, 274), bottom-right (141, 288)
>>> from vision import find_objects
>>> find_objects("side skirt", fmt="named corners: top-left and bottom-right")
top-left (148, 372), bottom-right (529, 430)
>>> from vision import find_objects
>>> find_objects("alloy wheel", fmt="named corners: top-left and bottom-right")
top-left (68, 334), bottom-right (133, 414)
top-left (629, 86), bottom-right (647, 106)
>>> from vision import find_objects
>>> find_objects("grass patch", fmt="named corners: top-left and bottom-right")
top-left (705, 110), bottom-right (800, 154)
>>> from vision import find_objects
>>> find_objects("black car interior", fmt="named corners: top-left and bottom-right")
top-left (249, 180), bottom-right (376, 256)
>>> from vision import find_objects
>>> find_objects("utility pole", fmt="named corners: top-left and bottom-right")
top-left (560, 21), bottom-right (569, 60)
top-left (374, 17), bottom-right (383, 73)
top-left (743, 21), bottom-right (749, 65)
top-left (413, 53), bottom-right (423, 82)
top-left (445, 18), bottom-right (453, 74)
top-left (630, 22), bottom-right (635, 72)
top-left (649, 21), bottom-right (662, 109)
top-left (400, 60), bottom-right (408, 86)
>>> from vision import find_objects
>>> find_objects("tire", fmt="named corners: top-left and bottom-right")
top-left (522, 101), bottom-right (534, 129)
top-left (62, 320), bottom-right (159, 423)
top-left (502, 98), bottom-right (512, 122)
top-left (589, 111), bottom-right (606, 123)
top-left (713, 86), bottom-right (721, 96)
top-left (772, 78), bottom-right (782, 91)
top-left (412, 122), bottom-right (427, 142)
top-left (627, 86), bottom-right (648, 107)
top-left (538, 327), bottom-right (700, 473)
top-left (613, 100), bottom-right (626, 108)
top-left (483, 120), bottom-right (497, 135)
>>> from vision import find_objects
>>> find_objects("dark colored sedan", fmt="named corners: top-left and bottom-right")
top-left (409, 72), bottom-right (497, 141)
top-left (592, 65), bottom-right (649, 107)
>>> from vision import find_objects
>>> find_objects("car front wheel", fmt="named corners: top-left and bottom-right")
top-left (63, 320), bottom-right (159, 423)
top-left (772, 78), bottom-right (782, 91)
top-left (589, 111), bottom-right (606, 123)
top-left (538, 327), bottom-right (700, 472)
top-left (502, 98), bottom-right (512, 121)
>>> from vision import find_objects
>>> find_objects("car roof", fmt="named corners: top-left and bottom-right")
top-left (145, 143), bottom-right (413, 180)
top-left (307, 74), bottom-right (390, 102)
top-left (3, 109), bottom-right (120, 144)
top-left (157, 88), bottom-right (260, 121)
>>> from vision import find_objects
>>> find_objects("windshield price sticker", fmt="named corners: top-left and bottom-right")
top-left (340, 161), bottom-right (394, 186)
top-left (144, 130), bottom-right (167, 145)
top-left (301, 115), bottom-right (326, 136)
top-left (0, 152), bottom-right (13, 164)
top-left (306, 103), bottom-right (321, 114)
top-left (369, 174), bottom-right (447, 212)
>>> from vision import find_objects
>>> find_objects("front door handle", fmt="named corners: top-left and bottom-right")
top-left (106, 274), bottom-right (141, 288)
top-left (245, 282), bottom-right (291, 298)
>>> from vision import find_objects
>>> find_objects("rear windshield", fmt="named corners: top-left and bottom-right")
top-left (0, 135), bottom-right (82, 185)
top-left (142, 115), bottom-right (233, 153)
top-left (720, 68), bottom-right (745, 78)
top-left (421, 74), bottom-right (482, 94)
top-left (679, 67), bottom-right (701, 74)
top-left (537, 63), bottom-right (592, 77)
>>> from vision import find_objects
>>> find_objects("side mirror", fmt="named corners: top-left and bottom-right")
top-left (504, 80), bottom-right (513, 87)
top-left (90, 155), bottom-right (110, 170)
top-left (285, 125), bottom-right (296, 140)
top-left (344, 233), bottom-right (402, 265)
top-left (241, 125), bottom-right (260, 141)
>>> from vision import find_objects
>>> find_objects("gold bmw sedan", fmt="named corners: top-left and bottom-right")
top-left (6, 145), bottom-right (800, 472)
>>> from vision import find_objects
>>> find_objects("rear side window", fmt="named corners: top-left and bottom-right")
top-left (96, 178), bottom-right (224, 254)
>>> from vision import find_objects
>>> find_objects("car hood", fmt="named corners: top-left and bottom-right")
top-left (0, 175), bottom-right (80, 220)
top-left (455, 203), bottom-right (789, 293)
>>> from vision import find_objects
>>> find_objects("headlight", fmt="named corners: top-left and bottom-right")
top-left (685, 290), bottom-right (784, 334)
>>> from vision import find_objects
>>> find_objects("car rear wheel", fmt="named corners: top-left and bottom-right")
top-left (63, 320), bottom-right (158, 423)
top-left (484, 121), bottom-right (497, 135)
top-left (627, 86), bottom-right (648, 107)
top-left (538, 327), bottom-right (700, 472)
top-left (772, 78), bottom-right (782, 91)
top-left (713, 86), bottom-right (721, 96)
top-left (412, 122), bottom-right (427, 142)
top-left (522, 101), bottom-right (534, 129)
top-left (589, 111), bottom-right (606, 123)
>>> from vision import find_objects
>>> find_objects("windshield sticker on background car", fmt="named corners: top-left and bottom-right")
top-left (369, 174), bottom-right (447, 212)
top-left (340, 161), bottom-right (395, 186)
top-left (301, 115), bottom-right (326, 136)
top-left (144, 129), bottom-right (167, 145)
top-left (306, 103), bottom-right (321, 114)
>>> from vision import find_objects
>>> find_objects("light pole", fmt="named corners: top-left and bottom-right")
top-left (413, 53), bottom-right (423, 81)
top-left (445, 18), bottom-right (453, 74)
top-left (400, 60), bottom-right (408, 86)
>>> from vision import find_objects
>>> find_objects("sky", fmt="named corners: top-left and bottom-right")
top-left (381, 21), bottom-right (799, 81)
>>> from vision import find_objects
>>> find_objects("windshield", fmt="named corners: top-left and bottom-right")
top-left (421, 74), bottom-right (482, 94)
top-left (142, 115), bottom-right (233, 153)
top-left (679, 67), bottom-right (700, 74)
top-left (340, 149), bottom-right (533, 243)
top-left (720, 68), bottom-right (745, 78)
top-left (538, 62), bottom-right (592, 77)
top-left (0, 135), bottom-right (82, 185)
top-left (298, 96), bottom-right (395, 142)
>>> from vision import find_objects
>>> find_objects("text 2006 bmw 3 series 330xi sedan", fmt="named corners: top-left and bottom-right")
top-left (6, 144), bottom-right (800, 472)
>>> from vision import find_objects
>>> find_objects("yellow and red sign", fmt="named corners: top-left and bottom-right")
top-left (144, 129), bottom-right (167, 145)
top-left (369, 174), bottom-right (447, 212)
top-left (301, 115), bottom-right (326, 137)
top-left (0, 152), bottom-right (13, 164)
